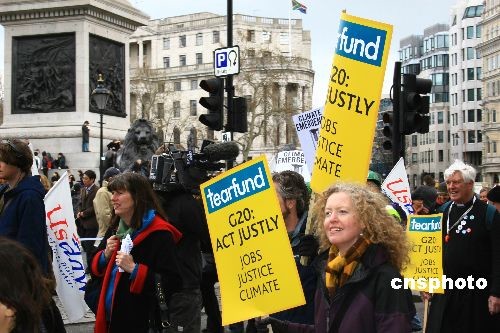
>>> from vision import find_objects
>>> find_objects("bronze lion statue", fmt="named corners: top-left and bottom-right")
top-left (115, 119), bottom-right (160, 172)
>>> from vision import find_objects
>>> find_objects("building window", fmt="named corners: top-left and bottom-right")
top-left (213, 31), bottom-right (220, 43)
top-left (467, 26), bottom-right (474, 39)
top-left (187, 127), bottom-right (197, 150)
top-left (437, 111), bottom-right (444, 124)
top-left (158, 82), bottom-right (165, 93)
top-left (247, 30), bottom-right (255, 42)
top-left (262, 31), bottom-right (271, 42)
top-left (476, 24), bottom-right (482, 38)
top-left (191, 80), bottom-right (198, 90)
top-left (476, 67), bottom-right (482, 80)
top-left (196, 53), bottom-right (203, 65)
top-left (190, 100), bottom-right (197, 116)
top-left (179, 55), bottom-right (186, 66)
top-left (467, 68), bottom-right (475, 80)
top-left (163, 57), bottom-right (170, 68)
top-left (412, 153), bottom-right (418, 163)
top-left (412, 135), bottom-right (418, 147)
top-left (477, 109), bottom-right (482, 122)
top-left (196, 33), bottom-right (203, 46)
top-left (468, 130), bottom-right (475, 143)
top-left (179, 35), bottom-right (186, 47)
top-left (466, 109), bottom-right (474, 122)
top-left (279, 32), bottom-right (289, 45)
top-left (157, 103), bottom-right (164, 119)
top-left (493, 110), bottom-right (497, 122)
top-left (438, 150), bottom-right (444, 162)
top-left (163, 37), bottom-right (170, 49)
top-left (477, 130), bottom-right (482, 143)
top-left (477, 88), bottom-right (482, 100)
top-left (438, 131), bottom-right (444, 143)
top-left (468, 89), bottom-right (475, 101)
top-left (467, 47), bottom-right (474, 60)
top-left (174, 81), bottom-right (181, 91)
top-left (173, 101), bottom-right (180, 118)
top-left (173, 127), bottom-right (181, 144)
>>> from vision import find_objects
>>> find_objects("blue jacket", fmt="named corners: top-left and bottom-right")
top-left (0, 175), bottom-right (49, 274)
top-left (287, 244), bottom-right (415, 333)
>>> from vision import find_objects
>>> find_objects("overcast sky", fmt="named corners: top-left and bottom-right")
top-left (0, 0), bottom-right (459, 106)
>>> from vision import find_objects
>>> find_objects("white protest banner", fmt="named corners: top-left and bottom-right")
top-left (45, 172), bottom-right (88, 322)
top-left (273, 150), bottom-right (311, 182)
top-left (292, 107), bottom-right (323, 173)
top-left (381, 157), bottom-right (414, 216)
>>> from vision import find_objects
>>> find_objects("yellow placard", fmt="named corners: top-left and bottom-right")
top-left (310, 13), bottom-right (393, 193)
top-left (402, 214), bottom-right (444, 294)
top-left (200, 156), bottom-right (305, 325)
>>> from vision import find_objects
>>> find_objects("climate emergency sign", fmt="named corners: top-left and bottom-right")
top-left (310, 13), bottom-right (393, 193)
top-left (200, 156), bottom-right (305, 325)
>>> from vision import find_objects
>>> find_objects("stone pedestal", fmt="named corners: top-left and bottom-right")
top-left (0, 0), bottom-right (149, 171)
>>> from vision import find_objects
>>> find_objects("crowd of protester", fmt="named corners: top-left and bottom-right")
top-left (1, 138), bottom-right (500, 333)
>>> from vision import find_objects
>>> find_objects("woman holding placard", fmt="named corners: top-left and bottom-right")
top-left (263, 183), bottom-right (414, 332)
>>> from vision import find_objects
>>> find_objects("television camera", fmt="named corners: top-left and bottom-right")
top-left (149, 140), bottom-right (239, 193)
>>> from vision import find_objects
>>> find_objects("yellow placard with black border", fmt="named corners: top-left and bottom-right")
top-left (310, 13), bottom-right (393, 193)
top-left (403, 214), bottom-right (444, 294)
top-left (200, 156), bottom-right (305, 325)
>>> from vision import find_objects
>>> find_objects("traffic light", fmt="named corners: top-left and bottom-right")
top-left (400, 74), bottom-right (432, 134)
top-left (199, 78), bottom-right (224, 131)
top-left (382, 112), bottom-right (394, 151)
top-left (227, 97), bottom-right (248, 133)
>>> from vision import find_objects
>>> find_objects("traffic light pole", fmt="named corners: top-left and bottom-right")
top-left (226, 0), bottom-right (235, 168)
top-left (393, 62), bottom-right (402, 166)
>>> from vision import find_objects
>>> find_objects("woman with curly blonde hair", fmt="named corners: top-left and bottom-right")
top-left (270, 183), bottom-right (415, 333)
top-left (315, 183), bottom-right (410, 271)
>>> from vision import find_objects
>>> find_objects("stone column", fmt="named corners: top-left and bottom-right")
top-left (138, 41), bottom-right (144, 68)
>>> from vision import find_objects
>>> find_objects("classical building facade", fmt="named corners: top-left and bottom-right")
top-left (477, 0), bottom-right (500, 185)
top-left (128, 12), bottom-right (314, 160)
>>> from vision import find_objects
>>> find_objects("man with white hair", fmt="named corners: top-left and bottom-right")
top-left (426, 160), bottom-right (500, 332)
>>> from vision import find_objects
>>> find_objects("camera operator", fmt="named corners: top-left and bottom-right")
top-left (153, 146), bottom-right (211, 333)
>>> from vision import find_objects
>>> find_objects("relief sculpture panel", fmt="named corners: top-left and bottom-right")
top-left (12, 33), bottom-right (76, 114)
top-left (89, 35), bottom-right (126, 117)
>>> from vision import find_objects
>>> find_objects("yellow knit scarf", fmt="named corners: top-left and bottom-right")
top-left (325, 236), bottom-right (371, 297)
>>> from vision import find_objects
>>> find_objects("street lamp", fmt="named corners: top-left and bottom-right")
top-left (91, 74), bottom-right (111, 185)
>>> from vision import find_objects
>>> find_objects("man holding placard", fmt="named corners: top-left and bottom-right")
top-left (200, 156), bottom-right (305, 326)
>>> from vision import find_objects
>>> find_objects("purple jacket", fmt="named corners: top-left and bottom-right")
top-left (287, 244), bottom-right (415, 333)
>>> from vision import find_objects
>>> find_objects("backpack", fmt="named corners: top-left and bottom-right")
top-left (439, 200), bottom-right (496, 230)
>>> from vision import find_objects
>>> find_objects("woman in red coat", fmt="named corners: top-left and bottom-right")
top-left (90, 173), bottom-right (182, 333)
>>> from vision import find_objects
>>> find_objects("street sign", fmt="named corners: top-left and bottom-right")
top-left (220, 131), bottom-right (231, 142)
top-left (214, 46), bottom-right (240, 77)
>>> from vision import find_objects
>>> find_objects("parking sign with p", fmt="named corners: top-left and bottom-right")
top-left (214, 46), bottom-right (240, 77)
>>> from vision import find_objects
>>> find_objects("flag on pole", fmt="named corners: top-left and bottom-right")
top-left (381, 158), bottom-right (415, 217)
top-left (45, 172), bottom-right (88, 322)
top-left (292, 0), bottom-right (307, 14)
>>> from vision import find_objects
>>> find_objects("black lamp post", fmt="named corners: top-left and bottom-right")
top-left (91, 74), bottom-right (111, 185)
